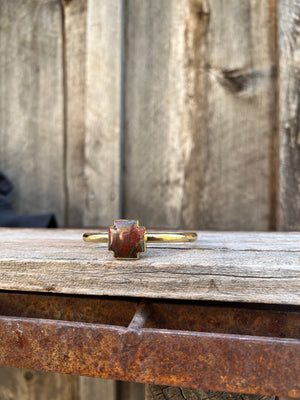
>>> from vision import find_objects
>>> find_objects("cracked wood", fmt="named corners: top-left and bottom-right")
top-left (123, 0), bottom-right (278, 230)
top-left (145, 386), bottom-right (275, 400)
top-left (0, 229), bottom-right (299, 305)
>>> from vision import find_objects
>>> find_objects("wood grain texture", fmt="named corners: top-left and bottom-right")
top-left (118, 381), bottom-right (145, 400)
top-left (63, 0), bottom-right (87, 227)
top-left (123, 0), bottom-right (187, 228)
top-left (79, 377), bottom-right (116, 400)
top-left (145, 386), bottom-right (274, 400)
top-left (0, 229), bottom-right (299, 305)
top-left (0, 367), bottom-right (79, 400)
top-left (124, 0), bottom-right (277, 230)
top-left (83, 0), bottom-right (122, 227)
top-left (278, 0), bottom-right (300, 230)
top-left (0, 0), bottom-right (65, 225)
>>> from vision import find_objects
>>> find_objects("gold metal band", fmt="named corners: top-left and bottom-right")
top-left (83, 232), bottom-right (197, 243)
top-left (83, 233), bottom-right (108, 243)
top-left (146, 232), bottom-right (197, 242)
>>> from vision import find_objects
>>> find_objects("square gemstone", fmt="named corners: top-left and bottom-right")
top-left (108, 220), bottom-right (146, 259)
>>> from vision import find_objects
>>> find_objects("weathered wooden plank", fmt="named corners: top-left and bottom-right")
top-left (62, 0), bottom-right (88, 227)
top-left (3, 228), bottom-right (300, 251)
top-left (278, 0), bottom-right (300, 230)
top-left (118, 381), bottom-right (145, 400)
top-left (0, 229), bottom-right (299, 305)
top-left (123, 0), bottom-right (188, 228)
top-left (0, 367), bottom-right (78, 400)
top-left (0, 0), bottom-right (65, 225)
top-left (124, 0), bottom-right (277, 230)
top-left (79, 377), bottom-right (117, 400)
top-left (83, 0), bottom-right (122, 227)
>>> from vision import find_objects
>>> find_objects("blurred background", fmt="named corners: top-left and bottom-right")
top-left (0, 0), bottom-right (299, 399)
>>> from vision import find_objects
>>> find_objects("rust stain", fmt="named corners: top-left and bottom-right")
top-left (0, 292), bottom-right (299, 396)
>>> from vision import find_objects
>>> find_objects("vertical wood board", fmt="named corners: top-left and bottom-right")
top-left (181, 0), bottom-right (278, 230)
top-left (0, 367), bottom-right (79, 400)
top-left (124, 0), bottom-right (188, 228)
top-left (124, 0), bottom-right (277, 230)
top-left (278, 0), bottom-right (300, 230)
top-left (83, 0), bottom-right (122, 227)
top-left (63, 0), bottom-right (88, 227)
top-left (118, 381), bottom-right (145, 400)
top-left (0, 0), bottom-right (65, 225)
top-left (79, 377), bottom-right (117, 400)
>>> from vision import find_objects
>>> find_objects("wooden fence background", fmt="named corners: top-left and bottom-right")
top-left (0, 0), bottom-right (299, 399)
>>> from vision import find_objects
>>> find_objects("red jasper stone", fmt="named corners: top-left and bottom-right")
top-left (108, 220), bottom-right (146, 259)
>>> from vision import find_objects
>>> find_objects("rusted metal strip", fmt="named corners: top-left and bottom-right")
top-left (0, 315), bottom-right (299, 397)
top-left (0, 292), bottom-right (299, 396)
top-left (0, 291), bottom-right (138, 326)
top-left (0, 292), bottom-right (299, 338)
